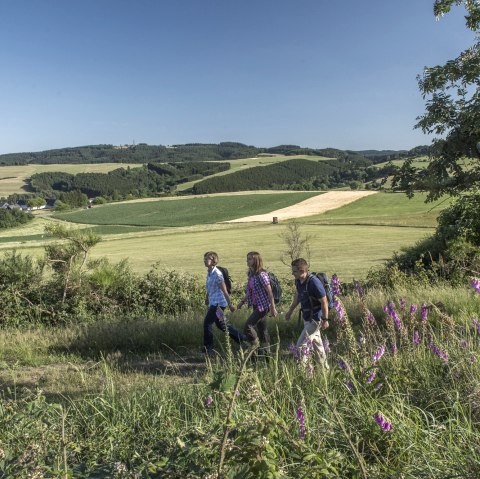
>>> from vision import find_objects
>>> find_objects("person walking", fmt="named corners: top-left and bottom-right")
top-left (203, 251), bottom-right (246, 355)
top-left (237, 251), bottom-right (278, 356)
top-left (285, 258), bottom-right (329, 368)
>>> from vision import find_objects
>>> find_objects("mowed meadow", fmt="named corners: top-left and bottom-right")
top-left (0, 191), bottom-right (443, 279)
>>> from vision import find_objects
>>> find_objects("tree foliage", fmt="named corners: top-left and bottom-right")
top-left (392, 0), bottom-right (480, 201)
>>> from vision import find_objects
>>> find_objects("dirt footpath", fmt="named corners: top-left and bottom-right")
top-left (225, 190), bottom-right (377, 223)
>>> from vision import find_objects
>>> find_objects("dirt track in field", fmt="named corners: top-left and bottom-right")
top-left (225, 190), bottom-right (377, 223)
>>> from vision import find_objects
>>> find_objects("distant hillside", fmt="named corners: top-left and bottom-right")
top-left (0, 142), bottom-right (430, 167)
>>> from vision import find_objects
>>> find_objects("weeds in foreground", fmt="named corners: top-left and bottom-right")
top-left (0, 280), bottom-right (479, 477)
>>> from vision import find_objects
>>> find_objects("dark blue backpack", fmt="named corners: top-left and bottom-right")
top-left (308, 272), bottom-right (334, 308)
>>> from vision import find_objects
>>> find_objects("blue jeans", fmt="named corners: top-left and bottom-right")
top-left (203, 305), bottom-right (247, 351)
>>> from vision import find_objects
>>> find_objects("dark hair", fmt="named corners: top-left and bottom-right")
top-left (291, 258), bottom-right (308, 271)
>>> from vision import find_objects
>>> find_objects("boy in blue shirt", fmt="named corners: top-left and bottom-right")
top-left (285, 258), bottom-right (329, 368)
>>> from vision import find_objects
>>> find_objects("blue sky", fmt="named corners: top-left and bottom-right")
top-left (0, 0), bottom-right (475, 154)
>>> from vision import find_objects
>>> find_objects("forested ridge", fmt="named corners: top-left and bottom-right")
top-left (0, 142), bottom-right (428, 166)
top-left (192, 157), bottom-right (395, 193)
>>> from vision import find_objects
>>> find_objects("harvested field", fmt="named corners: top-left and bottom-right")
top-left (225, 190), bottom-right (377, 222)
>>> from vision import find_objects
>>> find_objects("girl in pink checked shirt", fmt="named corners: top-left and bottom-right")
top-left (237, 251), bottom-right (278, 354)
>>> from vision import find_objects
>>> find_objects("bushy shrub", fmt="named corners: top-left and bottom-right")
top-left (139, 264), bottom-right (204, 315)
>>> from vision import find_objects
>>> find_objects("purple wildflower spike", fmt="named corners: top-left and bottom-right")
top-left (372, 345), bottom-right (385, 363)
top-left (366, 370), bottom-right (377, 384)
top-left (322, 337), bottom-right (331, 353)
top-left (472, 318), bottom-right (480, 335)
top-left (373, 412), bottom-right (392, 432)
top-left (429, 342), bottom-right (448, 364)
top-left (409, 304), bottom-right (418, 315)
top-left (205, 395), bottom-right (213, 406)
top-left (345, 380), bottom-right (355, 392)
top-left (384, 301), bottom-right (402, 331)
top-left (421, 304), bottom-right (428, 323)
top-left (333, 300), bottom-right (345, 324)
top-left (338, 358), bottom-right (350, 372)
top-left (331, 274), bottom-right (341, 297)
top-left (354, 280), bottom-right (365, 297)
top-left (296, 405), bottom-right (306, 440)
top-left (459, 340), bottom-right (468, 349)
top-left (413, 330), bottom-right (420, 346)
top-left (391, 343), bottom-right (397, 355)
top-left (367, 310), bottom-right (375, 324)
top-left (374, 382), bottom-right (384, 391)
top-left (470, 278), bottom-right (480, 294)
top-left (399, 298), bottom-right (406, 311)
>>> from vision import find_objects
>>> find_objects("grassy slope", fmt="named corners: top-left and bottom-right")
top-left (303, 192), bottom-right (451, 227)
top-left (0, 163), bottom-right (140, 197)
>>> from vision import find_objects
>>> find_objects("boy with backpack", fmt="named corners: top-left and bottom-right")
top-left (284, 258), bottom-right (329, 368)
top-left (203, 251), bottom-right (246, 355)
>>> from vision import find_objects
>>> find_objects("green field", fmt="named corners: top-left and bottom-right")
top-left (0, 162), bottom-right (141, 197)
top-left (304, 192), bottom-right (451, 227)
top-left (54, 191), bottom-right (321, 226)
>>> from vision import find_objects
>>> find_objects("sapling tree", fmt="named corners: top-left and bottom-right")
top-left (44, 223), bottom-right (101, 303)
top-left (280, 220), bottom-right (311, 266)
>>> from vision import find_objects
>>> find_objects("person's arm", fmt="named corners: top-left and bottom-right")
top-left (320, 295), bottom-right (329, 329)
top-left (219, 281), bottom-right (235, 312)
top-left (265, 283), bottom-right (278, 317)
top-left (285, 291), bottom-right (299, 321)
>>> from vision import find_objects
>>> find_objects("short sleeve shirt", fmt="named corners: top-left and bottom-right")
top-left (206, 266), bottom-right (227, 307)
top-left (295, 274), bottom-right (326, 321)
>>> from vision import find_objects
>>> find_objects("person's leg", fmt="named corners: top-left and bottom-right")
top-left (214, 307), bottom-right (247, 344)
top-left (244, 308), bottom-right (262, 345)
top-left (303, 320), bottom-right (329, 368)
top-left (203, 306), bottom-right (217, 352)
top-left (255, 310), bottom-right (270, 355)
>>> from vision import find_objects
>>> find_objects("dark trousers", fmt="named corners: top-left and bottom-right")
top-left (244, 307), bottom-right (270, 347)
top-left (203, 305), bottom-right (246, 351)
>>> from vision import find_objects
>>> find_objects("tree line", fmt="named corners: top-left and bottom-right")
top-left (0, 142), bottom-right (428, 166)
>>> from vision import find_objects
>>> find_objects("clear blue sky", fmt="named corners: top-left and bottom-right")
top-left (0, 0), bottom-right (475, 154)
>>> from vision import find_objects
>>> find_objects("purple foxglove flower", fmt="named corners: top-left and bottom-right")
top-left (399, 298), bottom-right (406, 311)
top-left (373, 412), bottom-right (392, 432)
top-left (322, 337), bottom-right (331, 353)
top-left (367, 310), bottom-right (375, 324)
top-left (331, 274), bottom-right (341, 297)
top-left (354, 280), bottom-right (365, 297)
top-left (345, 380), bottom-right (355, 392)
top-left (384, 301), bottom-right (402, 330)
top-left (366, 370), bottom-right (377, 384)
top-left (296, 405), bottom-right (306, 440)
top-left (205, 395), bottom-right (213, 406)
top-left (413, 330), bottom-right (420, 346)
top-left (333, 300), bottom-right (345, 324)
top-left (470, 278), bottom-right (480, 294)
top-left (410, 304), bottom-right (418, 315)
top-left (338, 358), bottom-right (350, 371)
top-left (472, 317), bottom-right (480, 335)
top-left (372, 345), bottom-right (385, 363)
top-left (391, 343), bottom-right (397, 355)
top-left (421, 304), bottom-right (428, 323)
top-left (429, 342), bottom-right (448, 364)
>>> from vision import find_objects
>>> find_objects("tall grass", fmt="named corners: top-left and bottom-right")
top-left (1, 282), bottom-right (479, 477)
